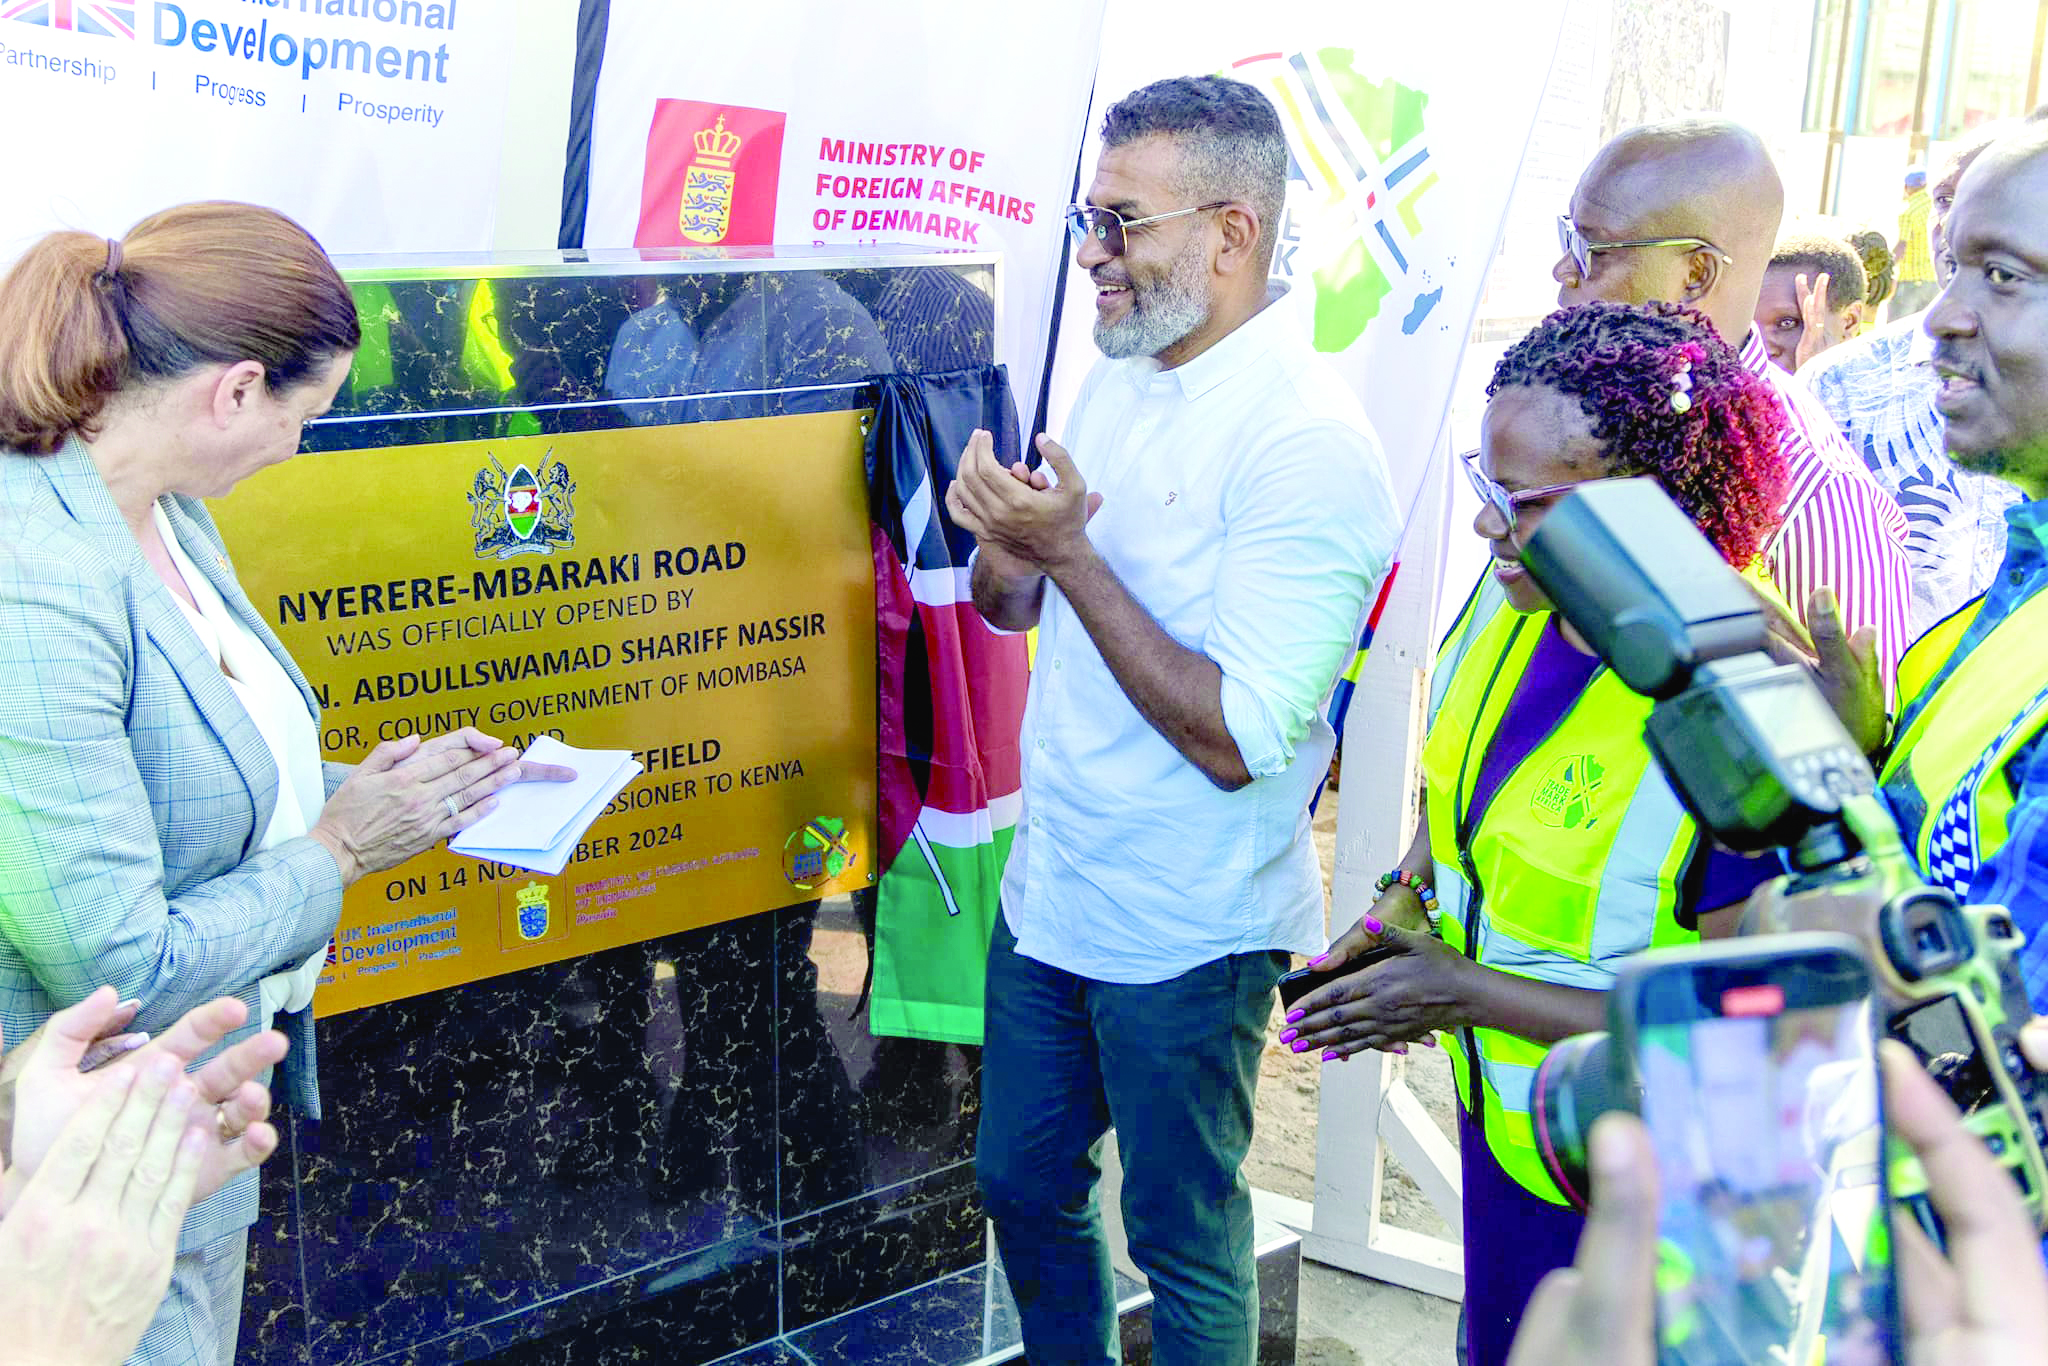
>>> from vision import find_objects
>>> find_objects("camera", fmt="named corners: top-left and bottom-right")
top-left (1511, 479), bottom-right (2048, 1240)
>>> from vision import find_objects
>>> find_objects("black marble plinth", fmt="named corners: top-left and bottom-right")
top-left (308, 253), bottom-right (998, 453)
top-left (241, 250), bottom-right (1001, 1363)
top-left (1112, 1222), bottom-right (1302, 1366)
top-left (242, 898), bottom-right (989, 1365)
top-left (781, 1218), bottom-right (1303, 1366)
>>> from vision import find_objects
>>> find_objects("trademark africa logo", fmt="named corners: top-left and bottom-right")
top-left (1530, 754), bottom-right (1605, 830)
top-left (637, 99), bottom-right (786, 248)
top-left (783, 816), bottom-right (854, 891)
top-left (2, 0), bottom-right (134, 38)
top-left (1229, 50), bottom-right (1442, 352)
top-left (469, 449), bottom-right (575, 559)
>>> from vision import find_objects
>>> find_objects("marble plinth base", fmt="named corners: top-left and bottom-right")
top-left (781, 1217), bottom-right (1302, 1366)
top-left (242, 891), bottom-right (1298, 1366)
top-left (243, 898), bottom-right (985, 1364)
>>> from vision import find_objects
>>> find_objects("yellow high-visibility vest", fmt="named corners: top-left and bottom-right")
top-left (1423, 575), bottom-right (1702, 1202)
top-left (1881, 584), bottom-right (2048, 894)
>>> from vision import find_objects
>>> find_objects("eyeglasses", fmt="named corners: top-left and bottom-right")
top-left (1064, 202), bottom-right (1232, 257)
top-left (1461, 450), bottom-right (1598, 535)
top-left (1556, 214), bottom-right (1733, 279)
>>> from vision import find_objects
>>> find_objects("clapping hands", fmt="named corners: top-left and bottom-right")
top-left (1, 987), bottom-right (285, 1211)
top-left (0, 988), bottom-right (291, 1366)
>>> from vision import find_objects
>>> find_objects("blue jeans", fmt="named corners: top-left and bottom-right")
top-left (976, 912), bottom-right (1287, 1366)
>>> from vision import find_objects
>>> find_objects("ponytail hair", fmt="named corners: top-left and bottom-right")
top-left (1848, 226), bottom-right (1897, 309)
top-left (0, 202), bottom-right (360, 454)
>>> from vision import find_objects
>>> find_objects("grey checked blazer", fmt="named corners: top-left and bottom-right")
top-left (0, 438), bottom-right (346, 1251)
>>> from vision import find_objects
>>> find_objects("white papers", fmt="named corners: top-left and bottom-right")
top-left (449, 735), bottom-right (641, 876)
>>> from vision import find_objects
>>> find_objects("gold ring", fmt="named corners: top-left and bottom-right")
top-left (215, 1105), bottom-right (238, 1144)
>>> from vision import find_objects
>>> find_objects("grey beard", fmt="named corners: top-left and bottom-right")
top-left (1093, 234), bottom-right (1212, 359)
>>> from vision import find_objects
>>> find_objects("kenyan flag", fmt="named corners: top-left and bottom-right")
top-left (865, 367), bottom-right (1030, 1045)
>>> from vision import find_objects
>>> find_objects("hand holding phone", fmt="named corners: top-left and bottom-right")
top-left (1613, 935), bottom-right (1895, 1365)
top-left (1512, 1020), bottom-right (2048, 1366)
top-left (1276, 943), bottom-right (1400, 1014)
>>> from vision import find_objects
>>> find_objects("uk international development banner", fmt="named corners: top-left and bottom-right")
top-left (0, 0), bottom-right (513, 256)
top-left (577, 0), bottom-right (1107, 427)
top-left (1045, 4), bottom-right (1570, 514)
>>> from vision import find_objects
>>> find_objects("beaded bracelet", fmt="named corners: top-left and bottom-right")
top-left (1372, 868), bottom-right (1439, 914)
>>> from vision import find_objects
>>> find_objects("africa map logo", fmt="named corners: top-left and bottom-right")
top-left (1230, 49), bottom-right (1442, 352)
top-left (1531, 754), bottom-right (1605, 830)
top-left (784, 816), bottom-right (854, 891)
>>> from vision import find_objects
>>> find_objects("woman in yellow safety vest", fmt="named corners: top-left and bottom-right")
top-left (1285, 301), bottom-right (1796, 1366)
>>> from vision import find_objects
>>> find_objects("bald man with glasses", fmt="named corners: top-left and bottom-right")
top-left (1554, 117), bottom-right (1912, 689)
top-left (947, 75), bottom-right (1398, 1366)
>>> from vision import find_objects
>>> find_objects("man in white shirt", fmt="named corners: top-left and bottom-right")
top-left (947, 76), bottom-right (1399, 1366)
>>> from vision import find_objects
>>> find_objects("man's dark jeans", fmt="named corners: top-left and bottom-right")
top-left (976, 913), bottom-right (1286, 1366)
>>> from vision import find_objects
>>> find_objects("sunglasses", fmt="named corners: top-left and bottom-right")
top-left (1556, 214), bottom-right (1733, 279)
top-left (1064, 201), bottom-right (1232, 258)
top-left (1461, 450), bottom-right (1603, 536)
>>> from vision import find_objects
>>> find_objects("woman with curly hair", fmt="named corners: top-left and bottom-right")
top-left (1285, 301), bottom-right (1792, 1366)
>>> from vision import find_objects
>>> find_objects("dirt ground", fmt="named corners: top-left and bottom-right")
top-left (1244, 787), bottom-right (1459, 1234)
top-left (1242, 787), bottom-right (1464, 1365)
top-left (820, 778), bottom-right (1464, 1361)
top-left (1066, 783), bottom-right (1462, 1365)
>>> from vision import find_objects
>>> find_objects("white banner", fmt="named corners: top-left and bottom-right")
top-left (0, 0), bottom-right (514, 257)
top-left (581, 0), bottom-right (1107, 425)
top-left (1045, 4), bottom-right (1569, 513)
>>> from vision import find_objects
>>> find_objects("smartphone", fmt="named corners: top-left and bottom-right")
top-left (1611, 934), bottom-right (1898, 1366)
top-left (1276, 943), bottom-right (1400, 1013)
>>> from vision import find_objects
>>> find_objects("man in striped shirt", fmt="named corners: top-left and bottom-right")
top-left (1554, 117), bottom-right (1912, 686)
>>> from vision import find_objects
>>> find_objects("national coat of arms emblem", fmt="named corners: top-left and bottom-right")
top-left (470, 449), bottom-right (576, 559)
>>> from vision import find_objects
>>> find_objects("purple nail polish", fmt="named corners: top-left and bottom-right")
top-left (1279, 1029), bottom-right (1298, 1044)
top-left (1284, 1010), bottom-right (1305, 1025)
top-left (1321, 1050), bottom-right (1341, 1062)
top-left (1392, 1045), bottom-right (1409, 1055)
top-left (1291, 1040), bottom-right (1310, 1053)
top-left (1364, 915), bottom-right (1384, 935)
top-left (1307, 954), bottom-right (1330, 968)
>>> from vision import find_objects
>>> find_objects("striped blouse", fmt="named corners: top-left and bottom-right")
top-left (1742, 330), bottom-right (1913, 689)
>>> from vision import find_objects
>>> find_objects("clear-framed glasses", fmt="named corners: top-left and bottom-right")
top-left (1461, 449), bottom-right (1594, 535)
top-left (1556, 213), bottom-right (1734, 279)
top-left (1064, 201), bottom-right (1233, 257)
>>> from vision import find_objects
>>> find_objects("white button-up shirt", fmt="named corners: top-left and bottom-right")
top-left (1003, 297), bottom-right (1400, 983)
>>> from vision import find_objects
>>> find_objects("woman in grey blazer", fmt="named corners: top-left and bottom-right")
top-left (0, 202), bottom-right (572, 1366)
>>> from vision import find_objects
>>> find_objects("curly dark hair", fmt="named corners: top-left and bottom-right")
top-left (1770, 231), bottom-right (1868, 313)
top-left (1487, 301), bottom-right (1790, 567)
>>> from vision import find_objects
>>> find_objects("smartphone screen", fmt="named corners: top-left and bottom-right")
top-left (1627, 946), bottom-right (1897, 1366)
